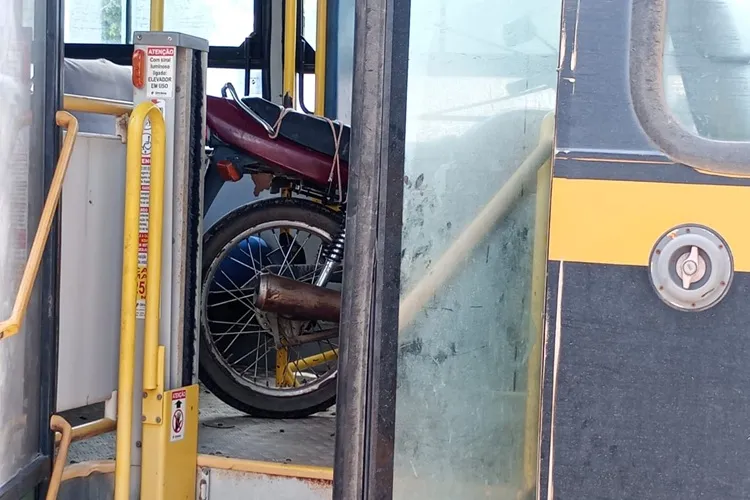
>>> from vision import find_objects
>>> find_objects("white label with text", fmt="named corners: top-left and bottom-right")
top-left (145, 46), bottom-right (176, 99)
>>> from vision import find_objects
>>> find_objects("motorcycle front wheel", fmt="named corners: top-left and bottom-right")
top-left (199, 197), bottom-right (343, 418)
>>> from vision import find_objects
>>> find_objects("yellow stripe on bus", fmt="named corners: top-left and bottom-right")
top-left (548, 178), bottom-right (750, 271)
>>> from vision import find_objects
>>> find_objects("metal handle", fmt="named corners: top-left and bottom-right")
top-left (63, 94), bottom-right (134, 116)
top-left (114, 101), bottom-right (167, 500)
top-left (46, 415), bottom-right (73, 500)
top-left (0, 111), bottom-right (79, 341)
top-left (221, 82), bottom-right (276, 135)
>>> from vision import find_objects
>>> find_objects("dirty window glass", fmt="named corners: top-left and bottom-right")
top-left (664, 0), bottom-right (750, 141)
top-left (392, 1), bottom-right (560, 499)
top-left (0, 0), bottom-right (44, 485)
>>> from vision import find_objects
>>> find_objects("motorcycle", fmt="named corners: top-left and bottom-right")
top-left (200, 83), bottom-right (349, 418)
top-left (200, 16), bottom-right (557, 418)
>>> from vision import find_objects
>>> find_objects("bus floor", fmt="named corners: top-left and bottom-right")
top-left (60, 387), bottom-right (336, 467)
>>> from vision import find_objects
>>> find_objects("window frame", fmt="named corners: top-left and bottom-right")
top-left (331, 0), bottom-right (410, 498)
top-left (630, 0), bottom-right (750, 176)
top-left (63, 0), bottom-right (317, 100)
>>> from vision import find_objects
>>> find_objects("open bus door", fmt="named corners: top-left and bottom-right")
top-left (2, 0), bottom-right (750, 497)
top-left (334, 0), bottom-right (750, 499)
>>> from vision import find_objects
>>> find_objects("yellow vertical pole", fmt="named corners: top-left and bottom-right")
top-left (275, 347), bottom-right (290, 386)
top-left (284, 0), bottom-right (298, 107)
top-left (150, 0), bottom-right (165, 31)
top-left (114, 102), bottom-right (167, 500)
top-left (522, 157), bottom-right (552, 494)
top-left (142, 108), bottom-right (167, 391)
top-left (314, 0), bottom-right (328, 116)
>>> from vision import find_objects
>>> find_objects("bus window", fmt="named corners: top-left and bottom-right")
top-left (64, 0), bottom-right (255, 46)
top-left (630, 0), bottom-right (750, 176)
top-left (392, 2), bottom-right (559, 499)
top-left (663, 0), bottom-right (750, 142)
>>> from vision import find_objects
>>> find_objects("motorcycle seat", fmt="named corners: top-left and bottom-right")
top-left (240, 97), bottom-right (351, 163)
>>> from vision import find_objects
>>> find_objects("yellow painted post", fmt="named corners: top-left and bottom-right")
top-left (113, 102), bottom-right (166, 500)
top-left (284, 0), bottom-right (298, 107)
top-left (142, 108), bottom-right (167, 391)
top-left (314, 0), bottom-right (328, 116)
top-left (121, 102), bottom-right (198, 499)
top-left (150, 0), bottom-right (165, 31)
top-left (522, 157), bottom-right (552, 493)
top-left (276, 347), bottom-right (290, 387)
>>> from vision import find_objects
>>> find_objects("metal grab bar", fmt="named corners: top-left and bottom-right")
top-left (522, 155), bottom-right (552, 493)
top-left (283, 0), bottom-right (298, 107)
top-left (54, 417), bottom-right (117, 445)
top-left (60, 455), bottom-right (334, 484)
top-left (142, 113), bottom-right (167, 392)
top-left (314, 0), bottom-right (328, 116)
top-left (398, 113), bottom-right (556, 335)
top-left (114, 102), bottom-right (167, 500)
top-left (63, 94), bottom-right (134, 116)
top-left (150, 0), bottom-right (164, 31)
top-left (0, 111), bottom-right (79, 340)
top-left (47, 415), bottom-right (73, 500)
top-left (221, 82), bottom-right (276, 135)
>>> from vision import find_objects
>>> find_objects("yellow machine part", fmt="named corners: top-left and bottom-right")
top-left (141, 383), bottom-right (200, 499)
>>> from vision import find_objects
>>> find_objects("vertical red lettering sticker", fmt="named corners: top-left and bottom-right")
top-left (135, 119), bottom-right (152, 319)
top-left (145, 46), bottom-right (176, 99)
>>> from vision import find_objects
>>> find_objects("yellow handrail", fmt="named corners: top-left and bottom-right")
top-left (143, 109), bottom-right (167, 391)
top-left (314, 0), bottom-right (328, 116)
top-left (114, 102), bottom-right (167, 500)
top-left (398, 113), bottom-right (556, 334)
top-left (63, 94), bottom-right (133, 116)
top-left (522, 156), bottom-right (552, 493)
top-left (47, 415), bottom-right (73, 500)
top-left (283, 0), bottom-right (298, 107)
top-left (54, 417), bottom-right (117, 445)
top-left (0, 111), bottom-right (79, 340)
top-left (60, 455), bottom-right (334, 483)
top-left (195, 454), bottom-right (334, 481)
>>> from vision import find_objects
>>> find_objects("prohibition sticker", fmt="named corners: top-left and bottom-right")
top-left (170, 389), bottom-right (187, 442)
top-left (145, 46), bottom-right (176, 99)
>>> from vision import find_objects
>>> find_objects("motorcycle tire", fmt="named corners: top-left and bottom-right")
top-left (199, 197), bottom-right (343, 418)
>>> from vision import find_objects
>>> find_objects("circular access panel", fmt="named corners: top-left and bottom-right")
top-left (648, 224), bottom-right (734, 312)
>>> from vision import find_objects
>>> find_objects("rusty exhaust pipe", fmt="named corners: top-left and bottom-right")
top-left (255, 274), bottom-right (341, 322)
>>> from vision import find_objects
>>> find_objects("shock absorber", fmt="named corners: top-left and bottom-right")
top-left (315, 226), bottom-right (346, 287)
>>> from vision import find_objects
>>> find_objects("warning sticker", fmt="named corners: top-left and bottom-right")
top-left (135, 100), bottom-right (165, 319)
top-left (170, 390), bottom-right (187, 442)
top-left (135, 119), bottom-right (152, 319)
top-left (145, 46), bottom-right (176, 99)
top-left (152, 98), bottom-right (167, 116)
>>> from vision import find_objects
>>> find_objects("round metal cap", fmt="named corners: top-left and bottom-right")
top-left (648, 224), bottom-right (733, 312)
